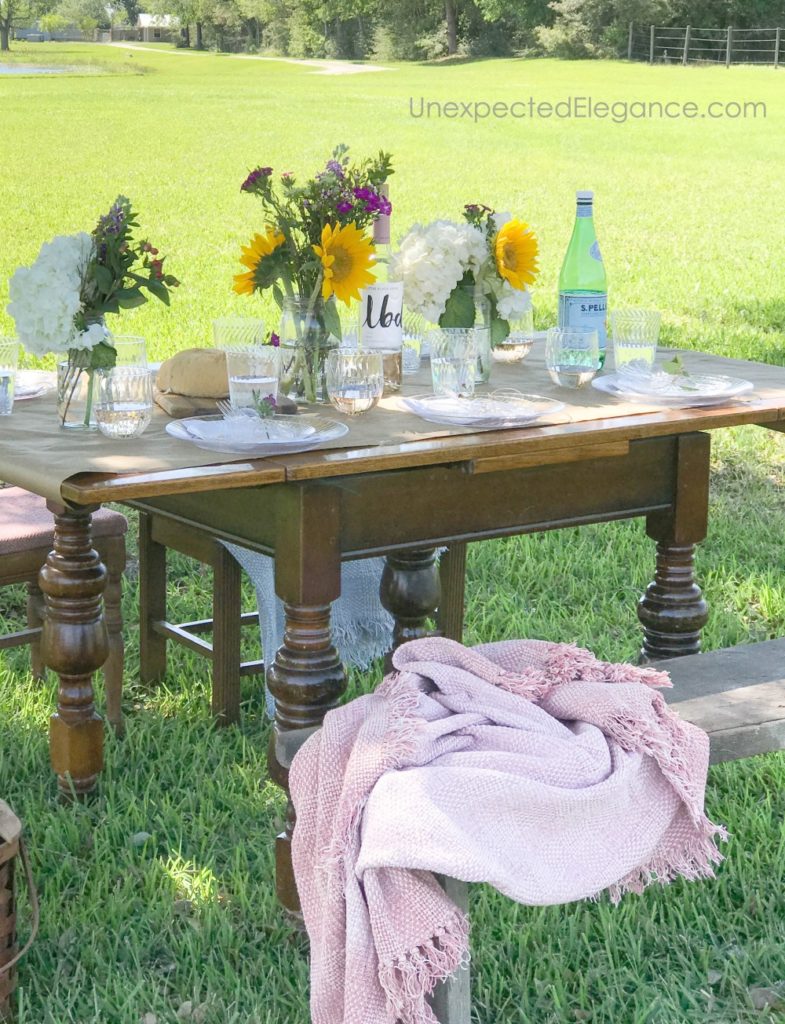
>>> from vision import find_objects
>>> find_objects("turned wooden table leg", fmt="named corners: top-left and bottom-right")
top-left (265, 486), bottom-right (345, 915)
top-left (381, 547), bottom-right (441, 669)
top-left (39, 502), bottom-right (108, 799)
top-left (638, 433), bottom-right (710, 662)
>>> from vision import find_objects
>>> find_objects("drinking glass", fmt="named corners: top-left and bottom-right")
top-left (545, 328), bottom-right (600, 389)
top-left (95, 367), bottom-right (154, 438)
top-left (326, 350), bottom-right (384, 416)
top-left (492, 309), bottom-right (535, 364)
top-left (225, 346), bottom-right (281, 409)
top-left (0, 338), bottom-right (19, 416)
top-left (402, 313), bottom-right (424, 375)
top-left (429, 329), bottom-right (477, 398)
top-left (111, 335), bottom-right (147, 367)
top-left (212, 317), bottom-right (266, 349)
top-left (610, 309), bottom-right (661, 372)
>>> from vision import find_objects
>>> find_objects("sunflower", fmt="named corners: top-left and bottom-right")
top-left (494, 219), bottom-right (539, 291)
top-left (232, 228), bottom-right (285, 295)
top-left (313, 222), bottom-right (376, 305)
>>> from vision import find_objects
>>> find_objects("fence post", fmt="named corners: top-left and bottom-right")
top-left (628, 21), bottom-right (634, 60)
top-left (726, 25), bottom-right (733, 67)
top-left (682, 25), bottom-right (691, 65)
top-left (775, 27), bottom-right (781, 68)
top-left (649, 24), bottom-right (655, 63)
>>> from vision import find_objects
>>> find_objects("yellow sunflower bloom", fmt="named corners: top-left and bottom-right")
top-left (313, 222), bottom-right (376, 305)
top-left (494, 219), bottom-right (539, 291)
top-left (232, 228), bottom-right (285, 295)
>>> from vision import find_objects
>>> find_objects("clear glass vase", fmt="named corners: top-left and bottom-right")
top-left (461, 284), bottom-right (492, 384)
top-left (57, 360), bottom-right (98, 430)
top-left (279, 295), bottom-right (341, 404)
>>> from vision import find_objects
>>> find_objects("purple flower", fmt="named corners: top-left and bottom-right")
top-left (241, 166), bottom-right (273, 192)
top-left (336, 200), bottom-right (354, 214)
top-left (325, 159), bottom-right (345, 178)
top-left (352, 186), bottom-right (391, 217)
top-left (269, 332), bottom-right (280, 347)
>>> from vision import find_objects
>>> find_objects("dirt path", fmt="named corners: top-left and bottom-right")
top-left (108, 41), bottom-right (394, 75)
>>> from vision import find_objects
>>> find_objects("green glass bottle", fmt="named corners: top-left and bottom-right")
top-left (558, 190), bottom-right (608, 365)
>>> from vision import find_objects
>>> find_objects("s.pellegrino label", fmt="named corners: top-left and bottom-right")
top-left (558, 190), bottom-right (608, 360)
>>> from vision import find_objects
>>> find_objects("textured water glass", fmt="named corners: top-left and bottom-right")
top-left (429, 329), bottom-right (477, 398)
top-left (402, 313), bottom-right (424, 375)
top-left (212, 317), bottom-right (266, 349)
top-left (111, 335), bottom-right (147, 367)
top-left (326, 350), bottom-right (384, 416)
top-left (546, 327), bottom-right (600, 389)
top-left (95, 367), bottom-right (153, 438)
top-left (226, 346), bottom-right (280, 409)
top-left (611, 309), bottom-right (661, 371)
top-left (0, 338), bottom-right (19, 416)
top-left (492, 309), bottom-right (535, 364)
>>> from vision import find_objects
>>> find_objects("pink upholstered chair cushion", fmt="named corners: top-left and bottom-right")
top-left (0, 486), bottom-right (127, 556)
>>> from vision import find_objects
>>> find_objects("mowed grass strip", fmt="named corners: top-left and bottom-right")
top-left (1, 44), bottom-right (785, 1023)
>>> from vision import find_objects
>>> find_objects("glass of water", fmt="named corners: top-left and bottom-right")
top-left (95, 367), bottom-right (154, 438)
top-left (213, 317), bottom-right (266, 349)
top-left (111, 335), bottom-right (148, 367)
top-left (0, 338), bottom-right (19, 416)
top-left (429, 329), bottom-right (477, 398)
top-left (492, 309), bottom-right (535, 364)
top-left (225, 346), bottom-right (281, 409)
top-left (545, 328), bottom-right (600, 389)
top-left (610, 309), bottom-right (661, 372)
top-left (326, 350), bottom-right (384, 416)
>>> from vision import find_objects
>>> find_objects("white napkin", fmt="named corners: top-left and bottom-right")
top-left (184, 416), bottom-right (316, 444)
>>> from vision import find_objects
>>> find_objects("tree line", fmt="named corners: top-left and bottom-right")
top-left (3, 0), bottom-right (785, 56)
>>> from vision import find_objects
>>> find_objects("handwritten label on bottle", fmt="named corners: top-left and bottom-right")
top-left (360, 283), bottom-right (404, 349)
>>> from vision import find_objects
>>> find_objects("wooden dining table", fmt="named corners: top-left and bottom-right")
top-left (2, 347), bottom-right (785, 913)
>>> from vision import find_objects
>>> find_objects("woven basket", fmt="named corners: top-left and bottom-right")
top-left (0, 802), bottom-right (38, 1023)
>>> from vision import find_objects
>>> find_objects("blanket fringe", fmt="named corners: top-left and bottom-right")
top-left (378, 911), bottom-right (470, 1024)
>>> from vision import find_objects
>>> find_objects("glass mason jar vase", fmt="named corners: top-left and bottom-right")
top-left (279, 295), bottom-right (341, 404)
top-left (57, 360), bottom-right (98, 430)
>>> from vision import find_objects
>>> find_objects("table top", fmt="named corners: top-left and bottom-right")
top-left (2, 349), bottom-right (785, 506)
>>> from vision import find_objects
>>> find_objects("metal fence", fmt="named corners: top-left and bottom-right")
top-left (627, 24), bottom-right (783, 67)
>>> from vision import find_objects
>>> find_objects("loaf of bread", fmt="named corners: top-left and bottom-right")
top-left (156, 348), bottom-right (229, 399)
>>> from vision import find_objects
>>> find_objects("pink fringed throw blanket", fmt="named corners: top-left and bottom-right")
top-left (290, 638), bottom-right (726, 1024)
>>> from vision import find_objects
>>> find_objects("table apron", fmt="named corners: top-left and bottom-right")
top-left (129, 434), bottom-right (682, 558)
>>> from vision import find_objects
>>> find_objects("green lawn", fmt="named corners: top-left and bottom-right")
top-left (1, 43), bottom-right (785, 1023)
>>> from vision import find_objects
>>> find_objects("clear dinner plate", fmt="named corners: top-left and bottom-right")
top-left (592, 373), bottom-right (754, 408)
top-left (166, 414), bottom-right (349, 455)
top-left (14, 370), bottom-right (56, 400)
top-left (401, 392), bottom-right (565, 428)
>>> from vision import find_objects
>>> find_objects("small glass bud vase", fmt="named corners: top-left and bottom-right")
top-left (57, 361), bottom-right (98, 430)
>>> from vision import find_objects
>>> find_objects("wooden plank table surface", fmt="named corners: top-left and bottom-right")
top-left (2, 350), bottom-right (785, 915)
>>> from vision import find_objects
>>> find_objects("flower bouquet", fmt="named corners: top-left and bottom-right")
top-left (233, 144), bottom-right (392, 403)
top-left (7, 196), bottom-right (178, 428)
top-left (391, 205), bottom-right (539, 378)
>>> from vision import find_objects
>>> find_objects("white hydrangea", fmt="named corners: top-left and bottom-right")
top-left (7, 232), bottom-right (101, 357)
top-left (496, 279), bottom-right (533, 320)
top-left (390, 220), bottom-right (487, 323)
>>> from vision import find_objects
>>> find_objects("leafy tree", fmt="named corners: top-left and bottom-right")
top-left (0, 0), bottom-right (55, 49)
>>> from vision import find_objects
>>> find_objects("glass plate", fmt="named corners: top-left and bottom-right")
top-left (166, 414), bottom-right (349, 455)
top-left (402, 392), bottom-right (565, 428)
top-left (607, 369), bottom-right (753, 400)
top-left (592, 374), bottom-right (754, 408)
top-left (14, 370), bottom-right (56, 400)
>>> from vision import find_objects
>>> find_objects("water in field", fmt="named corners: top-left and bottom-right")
top-left (0, 64), bottom-right (70, 75)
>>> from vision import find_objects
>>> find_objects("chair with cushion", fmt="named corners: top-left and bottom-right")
top-left (0, 487), bottom-right (127, 731)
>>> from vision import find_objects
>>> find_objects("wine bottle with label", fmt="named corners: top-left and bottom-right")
top-left (360, 184), bottom-right (404, 391)
top-left (558, 190), bottom-right (608, 365)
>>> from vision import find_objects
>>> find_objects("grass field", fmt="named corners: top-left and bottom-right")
top-left (1, 43), bottom-right (785, 1023)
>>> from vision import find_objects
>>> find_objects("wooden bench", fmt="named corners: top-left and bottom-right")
top-left (431, 639), bottom-right (785, 1022)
